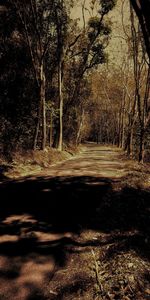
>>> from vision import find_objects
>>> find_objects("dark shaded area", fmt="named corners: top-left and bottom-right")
top-left (0, 269), bottom-right (19, 279)
top-left (0, 175), bottom-right (112, 230)
top-left (26, 285), bottom-right (49, 300)
top-left (0, 173), bottom-right (150, 299)
top-left (50, 276), bottom-right (93, 300)
top-left (0, 174), bottom-right (150, 231)
top-left (0, 164), bottom-right (12, 181)
top-left (0, 174), bottom-right (150, 247)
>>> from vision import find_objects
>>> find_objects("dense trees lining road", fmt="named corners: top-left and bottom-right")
top-left (0, 0), bottom-right (150, 163)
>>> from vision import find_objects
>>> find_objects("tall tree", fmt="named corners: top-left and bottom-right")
top-left (8, 0), bottom-right (57, 150)
top-left (63, 0), bottom-right (117, 143)
top-left (130, 0), bottom-right (150, 60)
top-left (55, 0), bottom-right (68, 151)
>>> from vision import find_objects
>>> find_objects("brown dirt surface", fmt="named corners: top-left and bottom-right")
top-left (0, 143), bottom-right (150, 300)
top-left (0, 146), bottom-right (76, 180)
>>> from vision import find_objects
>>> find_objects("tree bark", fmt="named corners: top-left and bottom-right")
top-left (57, 59), bottom-right (63, 151)
top-left (40, 63), bottom-right (46, 150)
top-left (130, 0), bottom-right (150, 60)
top-left (139, 126), bottom-right (144, 162)
top-left (49, 111), bottom-right (53, 147)
top-left (76, 108), bottom-right (84, 145)
top-left (33, 115), bottom-right (40, 150)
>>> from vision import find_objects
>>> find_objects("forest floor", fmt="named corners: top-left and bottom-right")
top-left (0, 143), bottom-right (150, 300)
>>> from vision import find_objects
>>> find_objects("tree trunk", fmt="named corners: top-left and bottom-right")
top-left (130, 0), bottom-right (150, 60)
top-left (130, 124), bottom-right (134, 158)
top-left (140, 65), bottom-right (150, 161)
top-left (122, 110), bottom-right (126, 149)
top-left (139, 126), bottom-right (144, 162)
top-left (49, 111), bottom-right (53, 147)
top-left (33, 89), bottom-right (41, 150)
top-left (76, 109), bottom-right (84, 145)
top-left (33, 116), bottom-right (40, 150)
top-left (121, 91), bottom-right (126, 148)
top-left (125, 114), bottom-right (133, 157)
top-left (57, 59), bottom-right (63, 151)
top-left (40, 63), bottom-right (46, 150)
top-left (118, 107), bottom-right (122, 147)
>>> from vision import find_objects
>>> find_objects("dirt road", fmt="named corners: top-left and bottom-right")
top-left (40, 144), bottom-right (127, 178)
top-left (0, 144), bottom-right (150, 300)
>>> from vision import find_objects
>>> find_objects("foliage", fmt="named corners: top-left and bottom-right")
top-left (0, 0), bottom-right (125, 156)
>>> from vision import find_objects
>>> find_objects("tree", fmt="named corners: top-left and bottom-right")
top-left (7, 0), bottom-right (57, 150)
top-left (130, 0), bottom-right (150, 60)
top-left (54, 0), bottom-right (69, 151)
top-left (63, 0), bottom-right (117, 144)
top-left (0, 1), bottom-right (39, 155)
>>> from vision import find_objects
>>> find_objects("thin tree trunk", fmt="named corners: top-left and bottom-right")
top-left (33, 91), bottom-right (41, 150)
top-left (140, 65), bottom-right (150, 161)
top-left (122, 108), bottom-right (126, 149)
top-left (121, 90), bottom-right (126, 148)
top-left (117, 112), bottom-right (120, 147)
top-left (57, 59), bottom-right (63, 151)
top-left (130, 0), bottom-right (150, 60)
top-left (33, 116), bottom-right (40, 150)
top-left (119, 88), bottom-right (125, 148)
top-left (130, 124), bottom-right (134, 158)
top-left (139, 126), bottom-right (144, 162)
top-left (50, 111), bottom-right (53, 147)
top-left (118, 108), bottom-right (122, 147)
top-left (125, 114), bottom-right (133, 156)
top-left (76, 109), bottom-right (84, 145)
top-left (40, 63), bottom-right (46, 150)
top-left (137, 91), bottom-right (144, 162)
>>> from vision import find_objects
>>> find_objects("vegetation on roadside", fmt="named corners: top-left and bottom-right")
top-left (0, 143), bottom-right (82, 179)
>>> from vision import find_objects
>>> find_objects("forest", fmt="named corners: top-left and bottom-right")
top-left (0, 0), bottom-right (149, 162)
top-left (0, 1), bottom-right (150, 300)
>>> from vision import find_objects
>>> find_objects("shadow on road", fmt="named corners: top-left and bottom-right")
top-left (0, 174), bottom-right (150, 299)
